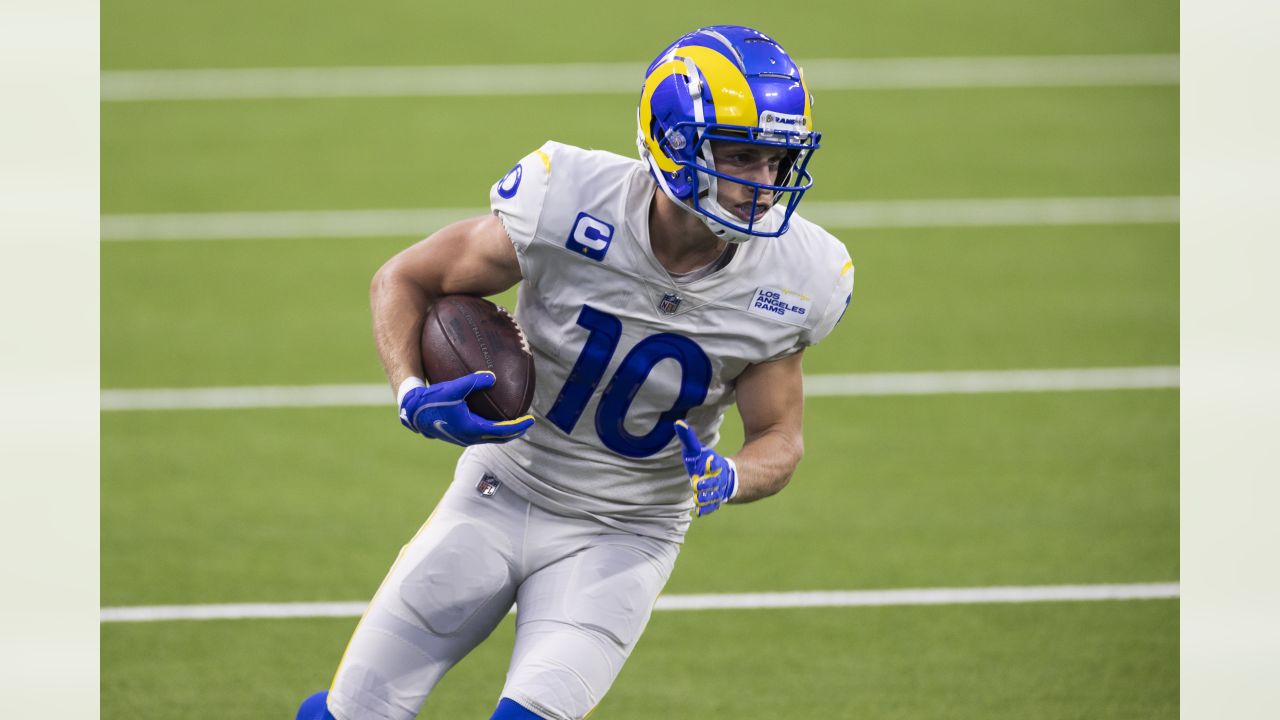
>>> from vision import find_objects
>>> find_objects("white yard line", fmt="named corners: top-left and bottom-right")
top-left (102, 207), bottom-right (478, 242)
top-left (100, 54), bottom-right (1179, 102)
top-left (100, 582), bottom-right (1179, 622)
top-left (100, 367), bottom-right (1178, 411)
top-left (807, 197), bottom-right (1179, 228)
top-left (102, 384), bottom-right (391, 411)
top-left (100, 196), bottom-right (1179, 241)
top-left (801, 366), bottom-right (1180, 397)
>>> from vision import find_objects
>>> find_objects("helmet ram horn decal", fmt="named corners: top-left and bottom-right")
top-left (636, 25), bottom-right (821, 243)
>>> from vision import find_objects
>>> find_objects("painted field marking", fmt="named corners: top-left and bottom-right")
top-left (100, 54), bottom-right (1178, 102)
top-left (100, 196), bottom-right (1179, 241)
top-left (100, 582), bottom-right (1179, 623)
top-left (100, 367), bottom-right (1178, 412)
top-left (801, 366), bottom-right (1180, 397)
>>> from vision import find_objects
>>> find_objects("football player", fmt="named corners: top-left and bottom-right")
top-left (297, 25), bottom-right (854, 720)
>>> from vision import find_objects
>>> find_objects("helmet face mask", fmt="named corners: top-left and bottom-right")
top-left (687, 127), bottom-right (817, 236)
top-left (637, 25), bottom-right (821, 243)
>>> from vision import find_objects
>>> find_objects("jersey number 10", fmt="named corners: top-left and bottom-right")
top-left (546, 305), bottom-right (711, 458)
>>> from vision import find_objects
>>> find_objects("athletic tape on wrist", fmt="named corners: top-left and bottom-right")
top-left (396, 376), bottom-right (426, 407)
top-left (725, 457), bottom-right (740, 501)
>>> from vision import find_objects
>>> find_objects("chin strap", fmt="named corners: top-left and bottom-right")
top-left (650, 165), bottom-right (757, 243)
top-left (636, 117), bottom-right (741, 242)
top-left (636, 80), bottom-right (788, 242)
top-left (638, 142), bottom-right (759, 243)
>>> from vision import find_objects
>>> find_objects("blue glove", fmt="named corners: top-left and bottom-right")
top-left (674, 420), bottom-right (738, 517)
top-left (399, 371), bottom-right (534, 447)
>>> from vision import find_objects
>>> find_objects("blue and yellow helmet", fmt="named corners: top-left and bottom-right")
top-left (636, 25), bottom-right (820, 242)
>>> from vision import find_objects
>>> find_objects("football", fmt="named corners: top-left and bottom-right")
top-left (421, 295), bottom-right (535, 421)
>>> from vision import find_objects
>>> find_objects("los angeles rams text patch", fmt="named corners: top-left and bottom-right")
top-left (748, 286), bottom-right (812, 321)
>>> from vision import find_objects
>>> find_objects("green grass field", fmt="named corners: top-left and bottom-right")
top-left (102, 0), bottom-right (1178, 717)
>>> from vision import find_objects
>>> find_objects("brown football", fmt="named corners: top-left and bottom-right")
top-left (421, 295), bottom-right (535, 421)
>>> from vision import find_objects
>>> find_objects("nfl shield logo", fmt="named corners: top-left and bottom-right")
top-left (659, 292), bottom-right (683, 315)
top-left (476, 473), bottom-right (501, 497)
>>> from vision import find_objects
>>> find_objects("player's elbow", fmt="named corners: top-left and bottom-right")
top-left (371, 254), bottom-right (425, 302)
top-left (371, 245), bottom-right (400, 280)
top-left (780, 427), bottom-right (804, 467)
top-left (758, 431), bottom-right (804, 497)
top-left (370, 261), bottom-right (388, 298)
top-left (370, 260), bottom-right (398, 307)
top-left (778, 438), bottom-right (798, 481)
top-left (781, 435), bottom-right (805, 485)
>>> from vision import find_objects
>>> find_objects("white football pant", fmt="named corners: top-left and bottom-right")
top-left (328, 452), bottom-right (680, 720)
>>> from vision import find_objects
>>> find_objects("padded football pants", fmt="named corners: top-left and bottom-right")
top-left (327, 452), bottom-right (680, 720)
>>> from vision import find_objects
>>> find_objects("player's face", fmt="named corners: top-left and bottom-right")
top-left (709, 141), bottom-right (790, 223)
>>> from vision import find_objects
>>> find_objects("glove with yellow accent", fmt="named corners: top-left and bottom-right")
top-left (398, 371), bottom-right (534, 447)
top-left (674, 420), bottom-right (738, 517)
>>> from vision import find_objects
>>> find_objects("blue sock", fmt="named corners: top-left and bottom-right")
top-left (296, 690), bottom-right (337, 720)
top-left (490, 697), bottom-right (545, 719)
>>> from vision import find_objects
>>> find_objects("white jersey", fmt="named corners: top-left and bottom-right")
top-left (468, 141), bottom-right (854, 542)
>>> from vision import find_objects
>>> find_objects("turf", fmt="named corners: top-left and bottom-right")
top-left (102, 87), bottom-right (1177, 213)
top-left (102, 224), bottom-right (1176, 387)
top-left (102, 390), bottom-right (1176, 606)
top-left (101, 600), bottom-right (1177, 719)
top-left (102, 0), bottom-right (1177, 70)
top-left (100, 0), bottom-right (1179, 717)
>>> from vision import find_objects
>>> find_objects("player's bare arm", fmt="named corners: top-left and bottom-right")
top-left (370, 214), bottom-right (522, 390)
top-left (306, 26), bottom-right (844, 720)
top-left (674, 350), bottom-right (807, 516)
top-left (729, 349), bottom-right (806, 503)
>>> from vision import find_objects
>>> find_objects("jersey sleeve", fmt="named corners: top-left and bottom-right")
top-left (489, 141), bottom-right (556, 256)
top-left (802, 249), bottom-right (856, 347)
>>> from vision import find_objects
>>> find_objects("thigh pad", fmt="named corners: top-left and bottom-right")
top-left (394, 518), bottom-right (515, 636)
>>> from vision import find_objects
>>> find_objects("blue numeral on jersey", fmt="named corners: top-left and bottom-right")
top-left (546, 306), bottom-right (622, 434)
top-left (547, 305), bottom-right (712, 458)
top-left (596, 333), bottom-right (711, 457)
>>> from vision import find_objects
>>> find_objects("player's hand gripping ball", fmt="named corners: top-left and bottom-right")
top-left (400, 372), bottom-right (534, 446)
top-left (421, 295), bottom-right (535, 421)
top-left (674, 420), bottom-right (738, 517)
top-left (403, 295), bottom-right (536, 446)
